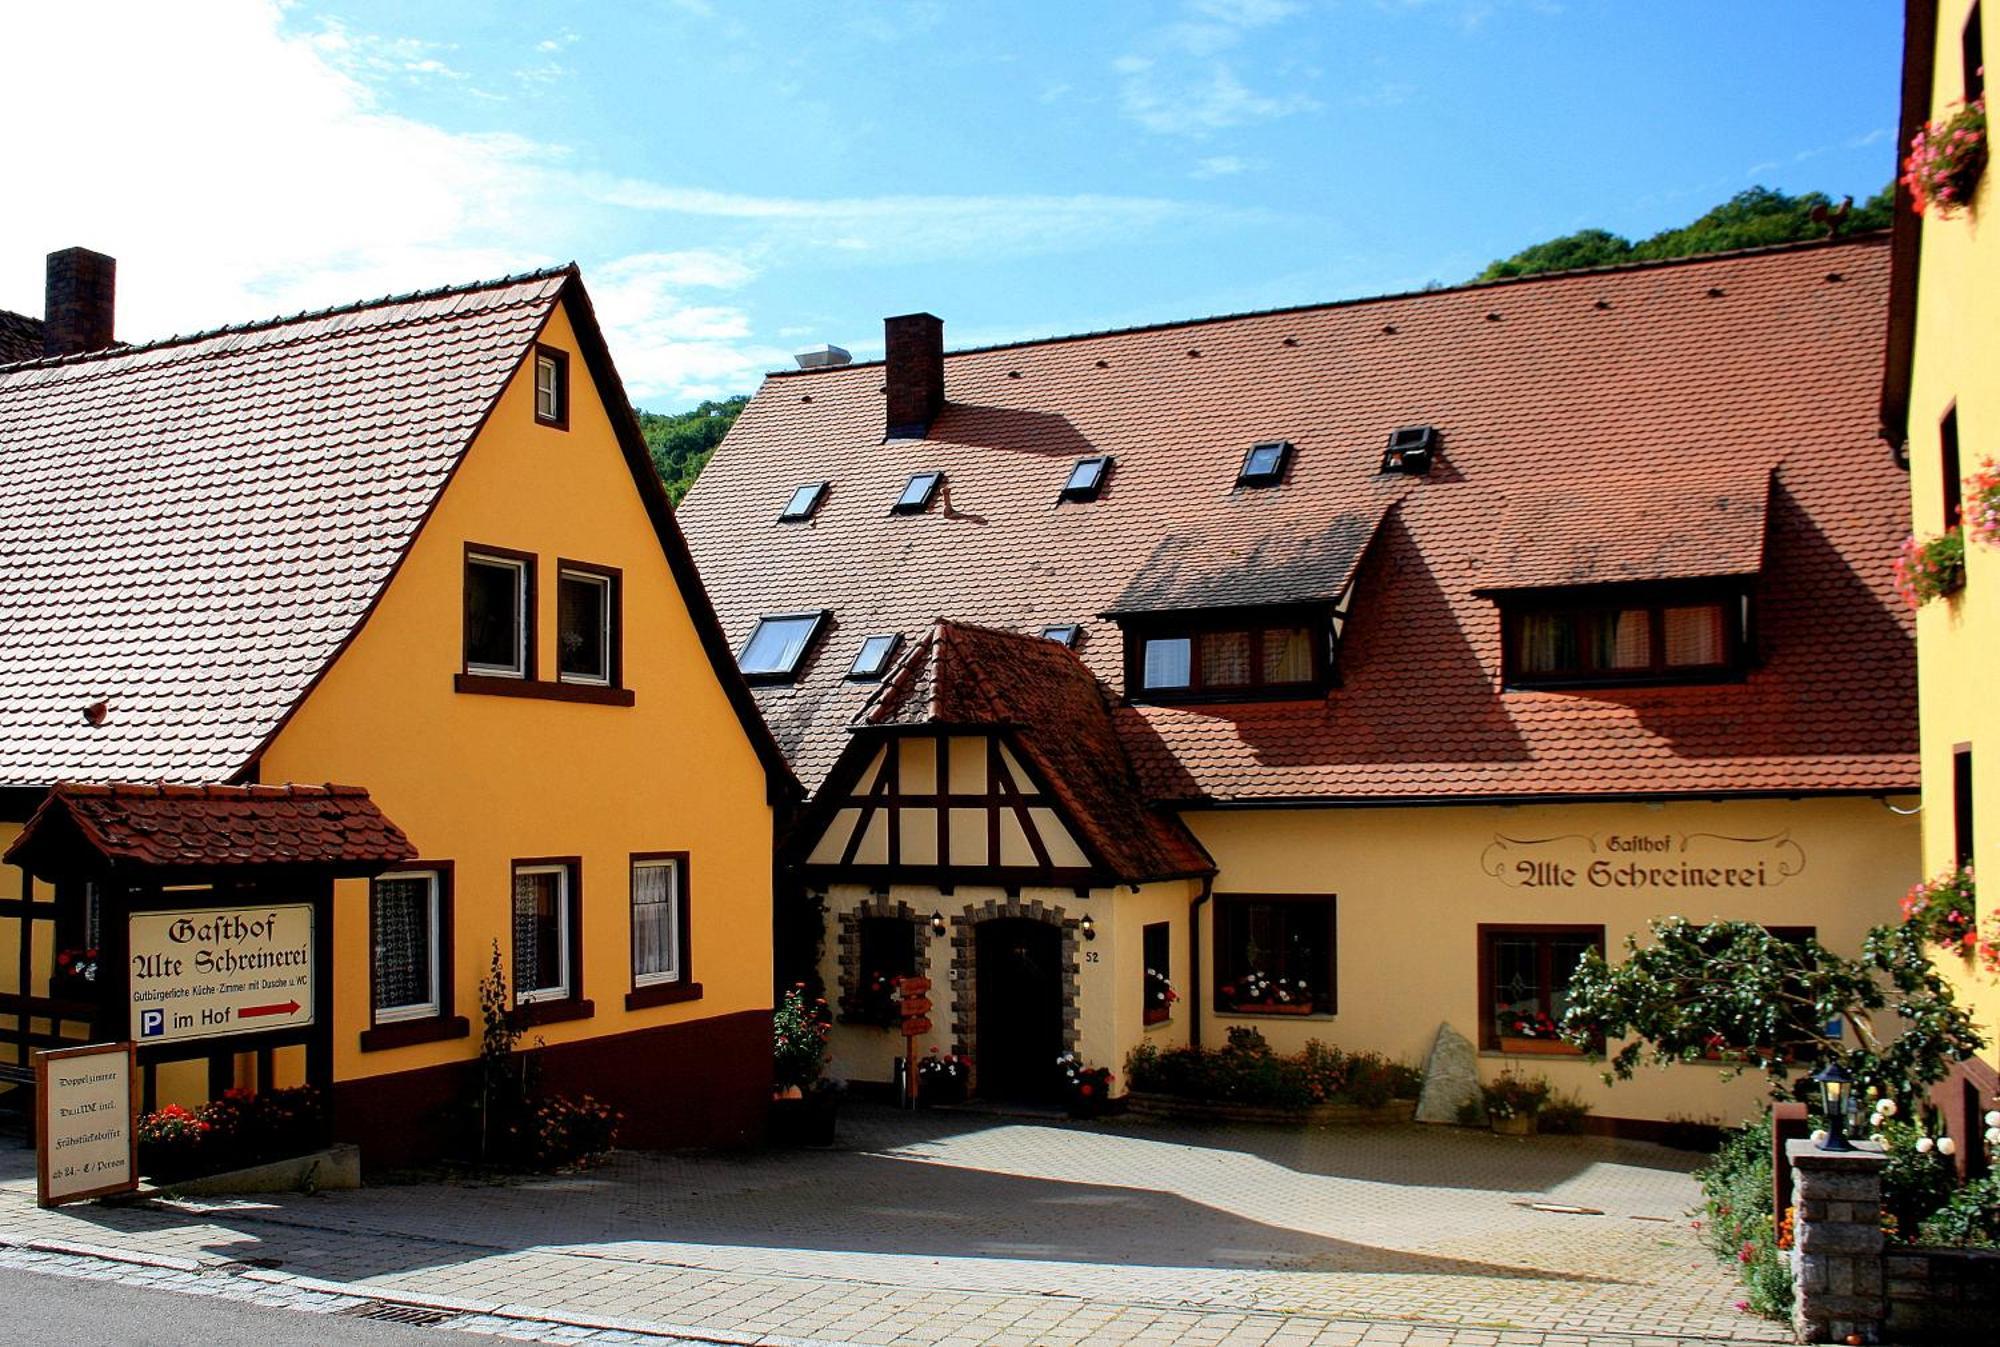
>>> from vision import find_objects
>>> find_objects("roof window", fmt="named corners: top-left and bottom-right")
top-left (1237, 440), bottom-right (1292, 487)
top-left (780, 482), bottom-right (828, 521)
top-left (1381, 426), bottom-right (1438, 475)
top-left (1042, 624), bottom-right (1081, 647)
top-left (893, 471), bottom-right (942, 514)
top-left (848, 633), bottom-right (902, 681)
top-left (738, 612), bottom-right (828, 683)
top-left (1060, 456), bottom-right (1112, 502)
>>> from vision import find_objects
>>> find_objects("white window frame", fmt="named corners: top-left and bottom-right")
top-left (557, 568), bottom-right (613, 686)
top-left (514, 864), bottom-right (572, 1004)
top-left (534, 351), bottom-right (563, 423)
top-left (373, 869), bottom-right (442, 1024)
top-left (739, 612), bottom-right (827, 680)
top-left (466, 552), bottom-right (529, 679)
top-left (631, 858), bottom-right (683, 988)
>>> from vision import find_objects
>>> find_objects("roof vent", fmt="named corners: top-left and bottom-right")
top-left (1381, 425), bottom-right (1438, 475)
top-left (793, 344), bottom-right (852, 370)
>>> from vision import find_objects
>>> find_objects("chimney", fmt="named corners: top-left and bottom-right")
top-left (884, 312), bottom-right (943, 439)
top-left (44, 247), bottom-right (116, 358)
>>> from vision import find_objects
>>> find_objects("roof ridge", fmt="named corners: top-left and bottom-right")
top-left (764, 231), bottom-right (1890, 377)
top-left (0, 262), bottom-right (577, 375)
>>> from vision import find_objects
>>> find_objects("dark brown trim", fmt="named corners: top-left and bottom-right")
top-left (1211, 892), bottom-right (1338, 1016)
top-left (629, 849), bottom-right (693, 995)
top-left (510, 998), bottom-right (595, 1027)
top-left (365, 860), bottom-right (457, 1046)
top-left (533, 343), bottom-right (570, 430)
top-left (1475, 922), bottom-right (1604, 1054)
top-left (510, 856), bottom-right (584, 1013)
top-left (738, 609), bottom-right (832, 686)
top-left (555, 558), bottom-right (624, 689)
top-left (1176, 784), bottom-right (1920, 810)
top-left (463, 541), bottom-right (538, 682)
top-left (1881, 0), bottom-right (1939, 448)
top-left (454, 674), bottom-right (634, 706)
top-left (625, 981), bottom-right (703, 1010)
top-left (359, 1015), bottom-right (470, 1052)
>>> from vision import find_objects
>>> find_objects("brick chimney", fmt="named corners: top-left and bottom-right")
top-left (884, 312), bottom-right (943, 439)
top-left (44, 247), bottom-right (116, 358)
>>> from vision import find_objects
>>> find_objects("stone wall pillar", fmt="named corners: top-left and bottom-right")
top-left (1786, 1139), bottom-right (1888, 1344)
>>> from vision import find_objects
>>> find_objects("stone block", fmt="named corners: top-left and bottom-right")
top-left (1797, 1222), bottom-right (1883, 1254)
top-left (1794, 1171), bottom-right (1884, 1202)
top-left (1414, 1022), bottom-right (1483, 1125)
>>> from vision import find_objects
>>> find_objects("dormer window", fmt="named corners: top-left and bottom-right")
top-left (739, 612), bottom-right (828, 683)
top-left (780, 482), bottom-right (828, 522)
top-left (533, 346), bottom-right (568, 429)
top-left (848, 633), bottom-right (902, 681)
top-left (1501, 588), bottom-right (1744, 687)
top-left (893, 471), bottom-right (942, 514)
top-left (1123, 607), bottom-right (1330, 702)
top-left (1061, 456), bottom-right (1112, 502)
top-left (1042, 624), bottom-right (1081, 647)
top-left (1237, 440), bottom-right (1292, 487)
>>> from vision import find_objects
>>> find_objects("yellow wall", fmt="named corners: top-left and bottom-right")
top-left (260, 302), bottom-right (775, 1083)
top-left (1907, 0), bottom-right (2000, 1077)
top-left (1186, 796), bottom-right (1921, 1126)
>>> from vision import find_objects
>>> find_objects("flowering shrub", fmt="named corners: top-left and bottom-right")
top-left (526, 1094), bottom-right (620, 1170)
top-left (1126, 1035), bottom-right (1420, 1110)
top-left (1500, 1009), bottom-right (1560, 1039)
top-left (1899, 866), bottom-right (1997, 968)
top-left (136, 1104), bottom-right (214, 1182)
top-left (772, 983), bottom-right (831, 1092)
top-left (1966, 458), bottom-right (2000, 547)
top-left (135, 1086), bottom-right (327, 1182)
top-left (1894, 529), bottom-right (1966, 607)
top-left (1056, 1051), bottom-right (1114, 1116)
top-left (916, 1048), bottom-right (969, 1104)
top-left (52, 947), bottom-right (98, 993)
top-left (1695, 1114), bottom-right (1792, 1320)
top-left (1219, 969), bottom-right (1313, 1009)
top-left (1904, 94), bottom-right (1988, 218)
top-left (1479, 1070), bottom-right (1552, 1121)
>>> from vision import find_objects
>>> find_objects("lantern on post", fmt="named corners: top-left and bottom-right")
top-left (1812, 1061), bottom-right (1856, 1151)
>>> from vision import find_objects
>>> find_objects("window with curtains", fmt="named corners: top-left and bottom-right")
top-left (1213, 895), bottom-right (1336, 1015)
top-left (513, 862), bottom-right (575, 1003)
top-left (1126, 608), bottom-right (1330, 701)
top-left (372, 870), bottom-right (443, 1022)
top-left (631, 856), bottom-right (683, 987)
top-left (1504, 591), bottom-right (1741, 685)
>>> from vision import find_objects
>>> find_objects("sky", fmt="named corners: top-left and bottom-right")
top-left (2, 1), bottom-right (1903, 408)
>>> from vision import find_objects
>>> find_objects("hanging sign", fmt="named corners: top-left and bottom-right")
top-left (36, 1041), bottom-right (137, 1207)
top-left (128, 905), bottom-right (315, 1046)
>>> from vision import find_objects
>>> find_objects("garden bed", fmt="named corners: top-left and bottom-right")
top-left (1124, 1091), bottom-right (1416, 1126)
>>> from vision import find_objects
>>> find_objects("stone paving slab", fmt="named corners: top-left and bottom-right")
top-left (0, 1107), bottom-right (1791, 1347)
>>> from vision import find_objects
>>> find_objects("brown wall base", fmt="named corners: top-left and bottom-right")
top-left (1928, 1054), bottom-right (1999, 1182)
top-left (333, 1008), bottom-right (772, 1170)
top-left (1579, 1113), bottom-right (1727, 1150)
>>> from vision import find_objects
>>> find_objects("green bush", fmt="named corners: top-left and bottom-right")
top-left (1536, 1089), bottom-right (1593, 1135)
top-left (1694, 1113), bottom-right (1791, 1321)
top-left (1918, 1174), bottom-right (2000, 1247)
top-left (1125, 1034), bottom-right (1418, 1110)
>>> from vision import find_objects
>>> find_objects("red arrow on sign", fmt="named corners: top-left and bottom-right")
top-left (238, 1000), bottom-right (300, 1019)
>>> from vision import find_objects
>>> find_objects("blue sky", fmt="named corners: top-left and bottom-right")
top-left (3, 2), bottom-right (1901, 406)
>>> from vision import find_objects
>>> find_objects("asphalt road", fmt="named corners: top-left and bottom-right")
top-left (0, 1263), bottom-right (496, 1345)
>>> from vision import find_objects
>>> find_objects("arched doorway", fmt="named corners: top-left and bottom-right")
top-left (974, 918), bottom-right (1064, 1102)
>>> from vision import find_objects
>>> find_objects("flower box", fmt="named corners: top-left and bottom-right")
top-left (1142, 1005), bottom-right (1170, 1026)
top-left (1496, 1035), bottom-right (1580, 1056)
top-left (1229, 1001), bottom-right (1315, 1016)
top-left (1491, 1113), bottom-right (1536, 1138)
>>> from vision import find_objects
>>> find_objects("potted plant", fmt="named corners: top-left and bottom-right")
top-left (1056, 1052), bottom-right (1114, 1118)
top-left (1481, 1070), bottom-right (1552, 1137)
top-left (1894, 529), bottom-right (1966, 607)
top-left (1903, 92), bottom-right (1988, 218)
top-left (51, 946), bottom-right (99, 1001)
top-left (770, 984), bottom-right (838, 1145)
top-left (916, 1048), bottom-right (969, 1106)
top-left (1142, 967), bottom-right (1178, 1026)
top-left (1966, 458), bottom-right (2000, 548)
top-left (1900, 865), bottom-right (1994, 964)
top-left (1219, 970), bottom-right (1315, 1015)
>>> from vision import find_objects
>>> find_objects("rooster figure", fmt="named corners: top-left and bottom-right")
top-left (1809, 195), bottom-right (1854, 238)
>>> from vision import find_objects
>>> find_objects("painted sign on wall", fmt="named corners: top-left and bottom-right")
top-left (128, 905), bottom-right (315, 1045)
top-left (36, 1041), bottom-right (136, 1206)
top-left (1480, 832), bottom-right (1806, 891)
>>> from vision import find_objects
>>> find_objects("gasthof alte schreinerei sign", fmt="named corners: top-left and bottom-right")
top-left (36, 1041), bottom-right (137, 1207)
top-left (128, 904), bottom-right (315, 1046)
top-left (1480, 831), bottom-right (1807, 892)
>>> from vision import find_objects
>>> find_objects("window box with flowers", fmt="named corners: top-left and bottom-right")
top-left (1901, 865), bottom-right (2000, 971)
top-left (1895, 530), bottom-right (1967, 607)
top-left (1904, 92), bottom-right (1988, 219)
top-left (1221, 970), bottom-right (1318, 1015)
top-left (1967, 458), bottom-right (2000, 549)
top-left (1143, 967), bottom-right (1179, 1026)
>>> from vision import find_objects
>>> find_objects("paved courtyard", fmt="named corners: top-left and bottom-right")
top-left (0, 1105), bottom-right (1789, 1346)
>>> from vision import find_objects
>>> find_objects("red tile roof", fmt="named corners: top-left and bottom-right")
top-left (679, 235), bottom-right (1916, 804)
top-left (4, 782), bottom-right (415, 872)
top-left (862, 621), bottom-right (1212, 883)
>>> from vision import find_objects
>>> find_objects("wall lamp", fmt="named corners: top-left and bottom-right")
top-left (1080, 914), bottom-right (1097, 941)
top-left (929, 910), bottom-right (947, 936)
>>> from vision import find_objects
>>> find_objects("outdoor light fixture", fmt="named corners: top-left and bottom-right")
top-left (1813, 1062), bottom-right (1856, 1151)
top-left (1080, 914), bottom-right (1097, 941)
top-left (929, 911), bottom-right (946, 936)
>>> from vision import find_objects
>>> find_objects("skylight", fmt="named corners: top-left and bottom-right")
top-left (1060, 456), bottom-right (1112, 502)
top-left (739, 612), bottom-right (827, 682)
top-left (893, 471), bottom-right (943, 513)
top-left (1042, 624), bottom-right (1081, 647)
top-left (780, 482), bottom-right (828, 521)
top-left (1237, 440), bottom-right (1292, 487)
top-left (1380, 426), bottom-right (1437, 476)
top-left (848, 633), bottom-right (902, 681)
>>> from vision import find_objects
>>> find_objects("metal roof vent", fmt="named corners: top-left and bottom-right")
top-left (793, 344), bottom-right (852, 370)
top-left (1381, 425), bottom-right (1438, 475)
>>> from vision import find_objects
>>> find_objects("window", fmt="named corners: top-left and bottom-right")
top-left (1956, 743), bottom-right (1975, 869)
top-left (631, 856), bottom-right (684, 988)
top-left (739, 612), bottom-right (827, 682)
top-left (372, 869), bottom-right (444, 1022)
top-left (1479, 925), bottom-right (1603, 1053)
top-left (1042, 624), bottom-right (1081, 647)
top-left (1967, 2), bottom-right (1985, 102)
top-left (780, 482), bottom-right (827, 521)
top-left (557, 564), bottom-right (617, 686)
top-left (1214, 895), bottom-right (1335, 1015)
top-left (1943, 404), bottom-right (1963, 530)
top-left (849, 633), bottom-right (902, 681)
top-left (1128, 613), bottom-right (1326, 700)
top-left (513, 862), bottom-right (577, 1004)
top-left (533, 346), bottom-right (568, 428)
top-left (1142, 920), bottom-right (1171, 1025)
top-left (894, 471), bottom-right (942, 513)
top-left (1061, 456), bottom-right (1112, 502)
top-left (1505, 592), bottom-right (1740, 685)
top-left (465, 549), bottom-right (533, 679)
top-left (1237, 440), bottom-right (1293, 487)
top-left (855, 915), bottom-right (919, 1023)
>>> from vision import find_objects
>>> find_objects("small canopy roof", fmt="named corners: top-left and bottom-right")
top-left (4, 782), bottom-right (416, 879)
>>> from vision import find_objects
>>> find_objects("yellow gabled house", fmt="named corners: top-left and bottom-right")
top-left (1884, 0), bottom-right (2000, 1169)
top-left (0, 251), bottom-right (794, 1163)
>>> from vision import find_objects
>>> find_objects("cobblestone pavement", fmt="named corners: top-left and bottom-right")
top-left (0, 1106), bottom-right (1792, 1346)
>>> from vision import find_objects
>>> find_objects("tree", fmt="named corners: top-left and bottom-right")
top-left (637, 394), bottom-right (748, 504)
top-left (1559, 917), bottom-right (1982, 1101)
top-left (1475, 185), bottom-right (1897, 282)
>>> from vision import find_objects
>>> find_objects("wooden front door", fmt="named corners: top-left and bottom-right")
top-left (974, 918), bottom-right (1063, 1102)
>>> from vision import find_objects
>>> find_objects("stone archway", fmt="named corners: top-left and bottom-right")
top-left (949, 897), bottom-right (1080, 1097)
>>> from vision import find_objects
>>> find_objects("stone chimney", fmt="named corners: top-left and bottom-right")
top-left (44, 247), bottom-right (116, 358)
top-left (884, 312), bottom-right (943, 439)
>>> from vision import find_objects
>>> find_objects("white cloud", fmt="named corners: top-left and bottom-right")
top-left (1115, 0), bottom-right (1320, 136)
top-left (1192, 155), bottom-right (1253, 178)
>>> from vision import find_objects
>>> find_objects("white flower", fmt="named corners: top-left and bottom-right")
top-left (1985, 1126), bottom-right (2000, 1146)
top-left (1810, 1128), bottom-right (1829, 1144)
top-left (1916, 1136), bottom-right (1935, 1153)
top-left (1985, 1109), bottom-right (2000, 1127)
top-left (1938, 1136), bottom-right (1957, 1156)
top-left (1875, 1099), bottom-right (1898, 1119)
top-left (1870, 1133), bottom-right (1886, 1145)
